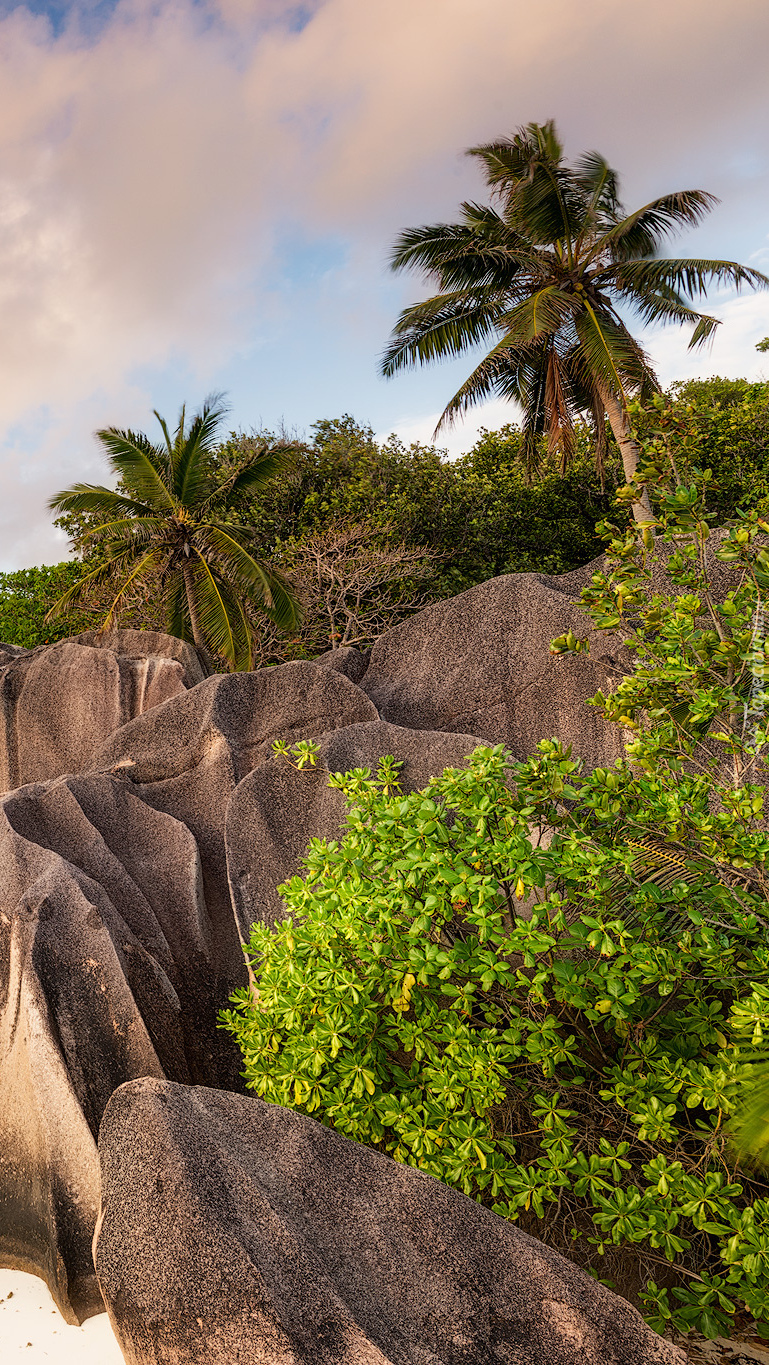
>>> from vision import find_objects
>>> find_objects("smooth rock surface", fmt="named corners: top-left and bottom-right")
top-left (95, 1077), bottom-right (685, 1365)
top-left (312, 645), bottom-right (370, 685)
top-left (95, 663), bottom-right (378, 982)
top-left (226, 718), bottom-right (483, 933)
top-left (0, 640), bottom-right (188, 793)
top-left (70, 628), bottom-right (207, 689)
top-left (0, 773), bottom-right (233, 1325)
top-left (361, 571), bottom-right (628, 768)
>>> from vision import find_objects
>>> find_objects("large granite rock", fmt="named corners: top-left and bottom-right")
top-left (361, 571), bottom-right (628, 768)
top-left (226, 718), bottom-right (483, 934)
top-left (0, 639), bottom-right (189, 793)
top-left (0, 661), bottom-right (380, 1322)
top-left (0, 772), bottom-right (234, 1324)
top-left (312, 644), bottom-right (370, 685)
top-left (94, 663), bottom-right (379, 983)
top-left (70, 628), bottom-right (207, 689)
top-left (94, 1078), bottom-right (685, 1365)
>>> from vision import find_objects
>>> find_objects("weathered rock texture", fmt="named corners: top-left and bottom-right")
top-left (70, 628), bottom-right (207, 689)
top-left (95, 663), bottom-right (379, 982)
top-left (0, 639), bottom-right (189, 793)
top-left (0, 772), bottom-right (232, 1324)
top-left (361, 571), bottom-right (627, 767)
top-left (95, 1078), bottom-right (684, 1365)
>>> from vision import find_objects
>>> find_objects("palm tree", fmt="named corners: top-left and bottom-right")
top-left (381, 120), bottom-right (769, 521)
top-left (47, 394), bottom-right (300, 671)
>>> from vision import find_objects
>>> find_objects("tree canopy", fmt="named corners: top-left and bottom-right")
top-left (382, 119), bottom-right (768, 519)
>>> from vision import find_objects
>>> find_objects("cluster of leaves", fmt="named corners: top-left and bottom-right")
top-left (212, 415), bottom-right (615, 603)
top-left (222, 740), bottom-right (769, 1339)
top-left (0, 563), bottom-right (108, 648)
top-left (633, 378), bottom-right (769, 527)
top-left (222, 403), bottom-right (769, 1339)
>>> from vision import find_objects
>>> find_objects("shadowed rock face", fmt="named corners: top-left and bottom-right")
top-left (94, 1078), bottom-right (685, 1365)
top-left (361, 571), bottom-right (628, 768)
top-left (94, 663), bottom-right (379, 983)
top-left (226, 719), bottom-right (484, 935)
top-left (0, 655), bottom-right (382, 1323)
top-left (69, 629), bottom-right (207, 690)
top-left (0, 773), bottom-right (235, 1324)
top-left (0, 640), bottom-right (189, 794)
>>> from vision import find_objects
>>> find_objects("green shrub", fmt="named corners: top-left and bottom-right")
top-left (0, 562), bottom-right (92, 648)
top-left (222, 741), bottom-right (769, 1339)
top-left (222, 404), bottom-right (769, 1338)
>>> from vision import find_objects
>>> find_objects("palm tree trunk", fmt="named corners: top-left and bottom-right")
top-left (182, 561), bottom-right (213, 675)
top-left (600, 387), bottom-right (653, 525)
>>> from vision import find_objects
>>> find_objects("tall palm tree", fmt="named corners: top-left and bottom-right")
top-left (47, 394), bottom-right (300, 671)
top-left (381, 120), bottom-right (769, 521)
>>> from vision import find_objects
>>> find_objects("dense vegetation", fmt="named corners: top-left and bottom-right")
top-left (223, 406), bottom-right (769, 1340)
top-left (3, 377), bottom-right (768, 659)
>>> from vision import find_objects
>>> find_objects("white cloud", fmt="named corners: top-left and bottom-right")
top-left (645, 288), bottom-right (769, 387)
top-left (0, 0), bottom-right (767, 568)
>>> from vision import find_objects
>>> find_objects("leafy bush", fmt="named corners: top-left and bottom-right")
top-left (0, 562), bottom-right (94, 648)
top-left (223, 407), bottom-right (769, 1338)
top-left (222, 740), bottom-right (769, 1339)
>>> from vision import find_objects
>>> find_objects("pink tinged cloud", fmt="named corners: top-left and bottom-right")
top-left (0, 0), bottom-right (765, 568)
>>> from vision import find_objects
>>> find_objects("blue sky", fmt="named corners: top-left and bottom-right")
top-left (0, 0), bottom-right (767, 569)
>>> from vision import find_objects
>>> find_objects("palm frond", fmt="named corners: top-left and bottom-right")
top-left (595, 190), bottom-right (720, 260)
top-left (469, 122), bottom-right (585, 247)
top-left (468, 119), bottom-right (564, 193)
top-left (92, 427), bottom-right (177, 511)
top-left (197, 523), bottom-right (301, 631)
top-left (164, 571), bottom-right (191, 645)
top-left (605, 834), bottom-right (710, 939)
top-left (609, 277), bottom-right (721, 332)
top-left (209, 442), bottom-right (296, 505)
top-left (730, 1065), bottom-right (769, 1165)
top-left (170, 392), bottom-right (229, 507)
top-left (499, 287), bottom-right (579, 344)
top-left (153, 409), bottom-right (176, 461)
top-left (380, 291), bottom-right (505, 375)
top-left (544, 346), bottom-right (577, 471)
top-left (75, 515), bottom-right (168, 548)
top-left (574, 305), bottom-right (653, 400)
top-left (44, 542), bottom-right (150, 621)
top-left (688, 315), bottom-right (722, 349)
top-left (389, 217), bottom-right (540, 291)
top-left (186, 554), bottom-right (240, 669)
top-left (601, 257), bottom-right (769, 300)
top-left (98, 546), bottom-right (165, 633)
top-left (47, 483), bottom-right (156, 521)
top-left (212, 576), bottom-right (255, 671)
top-left (574, 150), bottom-right (621, 222)
top-left (434, 341), bottom-right (537, 432)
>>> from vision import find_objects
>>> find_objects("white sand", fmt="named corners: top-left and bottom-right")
top-left (0, 1270), bottom-right (123, 1362)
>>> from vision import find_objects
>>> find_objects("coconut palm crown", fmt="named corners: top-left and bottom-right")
top-left (381, 120), bottom-right (769, 518)
top-left (47, 394), bottom-right (300, 670)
